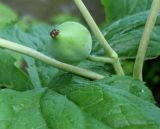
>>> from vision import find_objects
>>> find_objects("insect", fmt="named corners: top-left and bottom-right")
top-left (50, 29), bottom-right (60, 38)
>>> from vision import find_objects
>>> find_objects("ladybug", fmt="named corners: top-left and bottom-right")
top-left (50, 29), bottom-right (60, 38)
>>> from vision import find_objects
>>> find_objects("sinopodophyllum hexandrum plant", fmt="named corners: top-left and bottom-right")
top-left (0, 0), bottom-right (159, 81)
top-left (0, 0), bottom-right (160, 129)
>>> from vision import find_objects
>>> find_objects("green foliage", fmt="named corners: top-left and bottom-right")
top-left (51, 13), bottom-right (81, 24)
top-left (18, 16), bottom-right (42, 31)
top-left (96, 76), bottom-right (155, 103)
top-left (0, 89), bottom-right (48, 129)
top-left (102, 0), bottom-right (152, 24)
top-left (78, 60), bottom-right (114, 76)
top-left (50, 76), bottom-right (160, 129)
top-left (40, 90), bottom-right (85, 129)
top-left (49, 74), bottom-right (154, 103)
top-left (0, 88), bottom-right (85, 129)
top-left (0, 1), bottom-right (160, 129)
top-left (1, 78), bottom-right (160, 129)
top-left (93, 11), bottom-right (160, 58)
top-left (0, 24), bottom-right (60, 88)
top-left (0, 50), bottom-right (33, 91)
top-left (0, 3), bottom-right (17, 28)
top-left (0, 24), bottom-right (43, 88)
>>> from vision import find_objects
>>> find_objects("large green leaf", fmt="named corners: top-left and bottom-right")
top-left (101, 0), bottom-right (152, 24)
top-left (0, 3), bottom-right (17, 28)
top-left (49, 74), bottom-right (154, 103)
top-left (51, 78), bottom-right (160, 129)
top-left (93, 11), bottom-right (160, 58)
top-left (1, 77), bottom-right (160, 129)
top-left (0, 88), bottom-right (85, 129)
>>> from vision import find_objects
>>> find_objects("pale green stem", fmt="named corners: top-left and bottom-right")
top-left (88, 55), bottom-right (114, 64)
top-left (0, 38), bottom-right (104, 80)
top-left (113, 59), bottom-right (125, 76)
top-left (73, 0), bottom-right (124, 76)
top-left (88, 55), bottom-right (124, 75)
top-left (133, 0), bottom-right (160, 81)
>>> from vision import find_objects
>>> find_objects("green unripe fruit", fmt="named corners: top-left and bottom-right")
top-left (48, 21), bottom-right (92, 64)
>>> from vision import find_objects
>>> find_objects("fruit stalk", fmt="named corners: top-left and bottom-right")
top-left (73, 0), bottom-right (124, 76)
top-left (0, 38), bottom-right (104, 80)
top-left (133, 0), bottom-right (160, 81)
top-left (88, 55), bottom-right (124, 75)
top-left (88, 55), bottom-right (114, 64)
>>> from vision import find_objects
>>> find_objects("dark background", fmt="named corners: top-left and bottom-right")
top-left (0, 0), bottom-right (105, 24)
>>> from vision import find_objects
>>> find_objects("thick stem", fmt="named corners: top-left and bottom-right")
top-left (73, 0), bottom-right (124, 76)
top-left (0, 38), bottom-right (104, 80)
top-left (133, 0), bottom-right (160, 81)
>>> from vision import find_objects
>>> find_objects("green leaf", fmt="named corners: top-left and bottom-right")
top-left (0, 3), bottom-right (17, 28)
top-left (40, 90), bottom-right (85, 129)
top-left (0, 89), bottom-right (47, 129)
top-left (35, 61), bottom-right (59, 87)
top-left (0, 24), bottom-right (59, 88)
top-left (93, 11), bottom-right (160, 58)
top-left (0, 50), bottom-right (33, 91)
top-left (0, 77), bottom-right (160, 129)
top-left (95, 76), bottom-right (155, 103)
top-left (86, 117), bottom-right (112, 129)
top-left (0, 24), bottom-right (42, 89)
top-left (51, 79), bottom-right (160, 129)
top-left (49, 73), bottom-right (154, 103)
top-left (27, 24), bottom-right (54, 54)
top-left (101, 0), bottom-right (152, 24)
top-left (78, 60), bottom-right (114, 76)
top-left (0, 88), bottom-right (85, 129)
